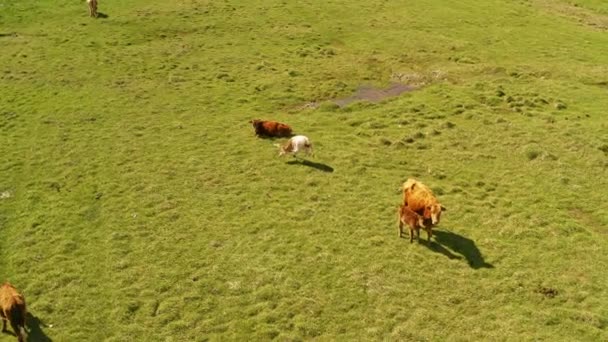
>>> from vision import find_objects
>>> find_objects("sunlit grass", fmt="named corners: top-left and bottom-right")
top-left (1, 0), bottom-right (607, 340)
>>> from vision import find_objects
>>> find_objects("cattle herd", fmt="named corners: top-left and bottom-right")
top-left (250, 119), bottom-right (446, 243)
top-left (0, 6), bottom-right (447, 340)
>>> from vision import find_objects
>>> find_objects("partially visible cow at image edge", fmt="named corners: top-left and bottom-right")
top-left (0, 282), bottom-right (27, 342)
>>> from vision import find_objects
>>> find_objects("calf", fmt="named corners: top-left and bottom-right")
top-left (250, 119), bottom-right (293, 138)
top-left (87, 0), bottom-right (98, 18)
top-left (278, 135), bottom-right (313, 157)
top-left (0, 282), bottom-right (26, 342)
top-left (398, 204), bottom-right (430, 243)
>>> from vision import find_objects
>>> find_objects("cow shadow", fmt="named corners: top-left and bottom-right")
top-left (96, 12), bottom-right (109, 19)
top-left (252, 130), bottom-right (294, 147)
top-left (255, 134), bottom-right (293, 140)
top-left (26, 313), bottom-right (53, 342)
top-left (287, 159), bottom-right (334, 173)
top-left (424, 229), bottom-right (493, 269)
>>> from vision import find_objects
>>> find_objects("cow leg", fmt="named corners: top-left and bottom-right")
top-left (398, 221), bottom-right (402, 238)
top-left (10, 318), bottom-right (23, 342)
top-left (427, 228), bottom-right (432, 242)
top-left (1, 317), bottom-right (6, 332)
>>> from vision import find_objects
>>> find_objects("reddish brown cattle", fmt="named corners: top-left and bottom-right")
top-left (0, 282), bottom-right (27, 342)
top-left (250, 119), bottom-right (293, 138)
top-left (398, 204), bottom-right (431, 243)
top-left (402, 178), bottom-right (446, 225)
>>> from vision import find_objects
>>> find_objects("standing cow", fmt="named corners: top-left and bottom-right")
top-left (278, 135), bottom-right (313, 158)
top-left (398, 204), bottom-right (431, 243)
top-left (87, 0), bottom-right (98, 18)
top-left (0, 282), bottom-right (27, 342)
top-left (402, 178), bottom-right (446, 225)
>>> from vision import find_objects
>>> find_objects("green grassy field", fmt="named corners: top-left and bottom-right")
top-left (1, 0), bottom-right (607, 340)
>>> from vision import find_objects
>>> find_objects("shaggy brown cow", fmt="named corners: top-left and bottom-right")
top-left (398, 204), bottom-right (431, 243)
top-left (87, 0), bottom-right (98, 18)
top-left (0, 282), bottom-right (26, 342)
top-left (402, 178), bottom-right (446, 225)
top-left (250, 119), bottom-right (293, 138)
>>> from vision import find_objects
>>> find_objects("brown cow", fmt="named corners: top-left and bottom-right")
top-left (0, 282), bottom-right (27, 342)
top-left (398, 204), bottom-right (430, 243)
top-left (250, 119), bottom-right (292, 138)
top-left (402, 178), bottom-right (446, 225)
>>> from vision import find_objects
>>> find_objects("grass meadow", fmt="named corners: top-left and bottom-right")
top-left (1, 0), bottom-right (608, 340)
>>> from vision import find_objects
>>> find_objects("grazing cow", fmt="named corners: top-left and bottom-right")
top-left (87, 0), bottom-right (98, 18)
top-left (402, 178), bottom-right (446, 225)
top-left (398, 204), bottom-right (430, 243)
top-left (278, 135), bottom-right (313, 157)
top-left (0, 282), bottom-right (26, 342)
top-left (250, 119), bottom-right (293, 138)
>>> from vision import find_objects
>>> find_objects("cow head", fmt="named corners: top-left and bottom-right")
top-left (424, 203), bottom-right (446, 225)
top-left (276, 143), bottom-right (287, 157)
top-left (250, 119), bottom-right (261, 128)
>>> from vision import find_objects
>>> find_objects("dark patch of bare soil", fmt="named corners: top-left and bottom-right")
top-left (333, 83), bottom-right (415, 107)
top-left (298, 83), bottom-right (415, 110)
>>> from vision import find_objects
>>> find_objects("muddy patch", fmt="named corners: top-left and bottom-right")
top-left (333, 83), bottom-right (415, 107)
top-left (300, 83), bottom-right (415, 110)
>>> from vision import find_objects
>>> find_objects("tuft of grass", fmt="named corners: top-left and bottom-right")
top-left (378, 137), bottom-right (392, 146)
top-left (526, 150), bottom-right (541, 160)
top-left (318, 101), bottom-right (340, 112)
